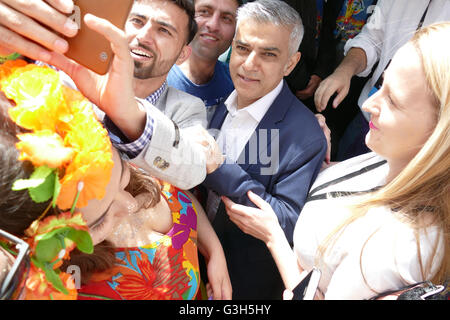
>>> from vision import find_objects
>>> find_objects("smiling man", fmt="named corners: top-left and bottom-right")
top-left (100, 0), bottom-right (215, 188)
top-left (201, 0), bottom-right (327, 299)
top-left (167, 0), bottom-right (242, 123)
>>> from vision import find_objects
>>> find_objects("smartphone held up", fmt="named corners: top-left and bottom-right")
top-left (64, 0), bottom-right (133, 74)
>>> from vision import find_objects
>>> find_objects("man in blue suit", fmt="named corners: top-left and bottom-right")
top-left (202, 0), bottom-right (327, 299)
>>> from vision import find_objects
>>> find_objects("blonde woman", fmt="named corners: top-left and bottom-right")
top-left (222, 22), bottom-right (449, 299)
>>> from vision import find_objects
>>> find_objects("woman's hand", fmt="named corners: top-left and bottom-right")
top-left (191, 191), bottom-right (232, 300)
top-left (205, 250), bottom-right (232, 300)
top-left (222, 191), bottom-right (283, 245)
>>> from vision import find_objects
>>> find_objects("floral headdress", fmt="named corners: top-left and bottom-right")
top-left (0, 60), bottom-right (114, 299)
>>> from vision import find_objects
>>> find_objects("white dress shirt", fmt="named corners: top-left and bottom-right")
top-left (206, 80), bottom-right (284, 220)
top-left (217, 80), bottom-right (283, 163)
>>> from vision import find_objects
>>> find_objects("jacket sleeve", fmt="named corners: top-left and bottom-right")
top-left (130, 101), bottom-right (207, 190)
top-left (203, 137), bottom-right (327, 244)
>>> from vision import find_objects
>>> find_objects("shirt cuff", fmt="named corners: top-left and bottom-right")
top-left (105, 110), bottom-right (154, 159)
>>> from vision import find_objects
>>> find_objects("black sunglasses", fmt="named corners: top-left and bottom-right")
top-left (0, 229), bottom-right (30, 300)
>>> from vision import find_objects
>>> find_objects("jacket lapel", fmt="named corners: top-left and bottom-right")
top-left (238, 81), bottom-right (294, 172)
top-left (208, 101), bottom-right (228, 130)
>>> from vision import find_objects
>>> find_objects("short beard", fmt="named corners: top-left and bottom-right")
top-left (133, 61), bottom-right (156, 80)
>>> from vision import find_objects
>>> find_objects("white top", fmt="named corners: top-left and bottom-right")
top-left (344, 0), bottom-right (450, 121)
top-left (293, 152), bottom-right (444, 299)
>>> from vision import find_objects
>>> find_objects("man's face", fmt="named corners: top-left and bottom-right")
top-left (230, 19), bottom-right (300, 108)
top-left (190, 0), bottom-right (238, 61)
top-left (125, 0), bottom-right (190, 79)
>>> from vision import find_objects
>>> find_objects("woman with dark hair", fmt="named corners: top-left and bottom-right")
top-left (0, 62), bottom-right (231, 300)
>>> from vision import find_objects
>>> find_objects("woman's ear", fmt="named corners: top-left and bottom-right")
top-left (175, 45), bottom-right (192, 65)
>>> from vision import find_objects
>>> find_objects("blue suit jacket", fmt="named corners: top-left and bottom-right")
top-left (202, 81), bottom-right (327, 299)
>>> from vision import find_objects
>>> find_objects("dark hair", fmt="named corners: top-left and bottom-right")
top-left (0, 93), bottom-right (50, 236)
top-left (135, 0), bottom-right (197, 44)
top-left (172, 0), bottom-right (198, 44)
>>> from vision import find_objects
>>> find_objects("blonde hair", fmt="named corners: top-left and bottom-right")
top-left (317, 22), bottom-right (450, 292)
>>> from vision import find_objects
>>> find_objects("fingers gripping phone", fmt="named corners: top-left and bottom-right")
top-left (292, 268), bottom-right (322, 300)
top-left (65, 0), bottom-right (133, 74)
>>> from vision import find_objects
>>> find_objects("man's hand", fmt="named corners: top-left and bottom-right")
top-left (314, 47), bottom-right (367, 112)
top-left (48, 14), bottom-right (146, 141)
top-left (0, 0), bottom-right (145, 141)
top-left (295, 74), bottom-right (322, 100)
top-left (0, 0), bottom-right (78, 59)
top-left (186, 126), bottom-right (224, 174)
top-left (314, 68), bottom-right (352, 112)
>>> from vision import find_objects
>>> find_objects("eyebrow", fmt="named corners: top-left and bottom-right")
top-left (88, 158), bottom-right (125, 228)
top-left (158, 20), bottom-right (178, 34)
top-left (197, 5), bottom-right (236, 17)
top-left (129, 13), bottom-right (179, 34)
top-left (235, 40), bottom-right (280, 53)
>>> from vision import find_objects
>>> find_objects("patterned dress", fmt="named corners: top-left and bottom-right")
top-left (77, 182), bottom-right (200, 300)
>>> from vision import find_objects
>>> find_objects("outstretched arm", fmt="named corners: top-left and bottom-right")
top-left (187, 191), bottom-right (232, 300)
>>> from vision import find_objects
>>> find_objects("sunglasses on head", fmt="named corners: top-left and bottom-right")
top-left (0, 229), bottom-right (30, 300)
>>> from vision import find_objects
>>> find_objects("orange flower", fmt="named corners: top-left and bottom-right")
top-left (26, 211), bottom-right (89, 238)
top-left (56, 94), bottom-right (113, 209)
top-left (24, 264), bottom-right (77, 300)
top-left (0, 59), bottom-right (27, 84)
top-left (57, 151), bottom-right (113, 209)
top-left (16, 130), bottom-right (74, 168)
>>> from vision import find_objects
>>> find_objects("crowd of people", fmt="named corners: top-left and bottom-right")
top-left (0, 0), bottom-right (448, 301)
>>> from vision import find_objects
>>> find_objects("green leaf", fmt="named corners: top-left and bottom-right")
top-left (12, 166), bottom-right (54, 191)
top-left (35, 227), bottom-right (71, 242)
top-left (35, 236), bottom-right (62, 262)
top-left (67, 229), bottom-right (93, 254)
top-left (43, 264), bottom-right (69, 295)
top-left (29, 170), bottom-right (56, 203)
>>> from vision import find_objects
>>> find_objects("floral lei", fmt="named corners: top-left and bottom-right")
top-left (0, 60), bottom-right (113, 299)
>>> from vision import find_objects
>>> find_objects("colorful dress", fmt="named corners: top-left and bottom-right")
top-left (77, 182), bottom-right (200, 300)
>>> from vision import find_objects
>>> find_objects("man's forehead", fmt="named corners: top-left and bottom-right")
top-left (131, 0), bottom-right (186, 20)
top-left (195, 0), bottom-right (239, 11)
top-left (235, 20), bottom-right (290, 51)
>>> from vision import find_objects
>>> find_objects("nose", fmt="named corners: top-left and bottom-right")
top-left (135, 22), bottom-right (155, 48)
top-left (115, 190), bottom-right (139, 218)
top-left (242, 51), bottom-right (258, 72)
top-left (205, 12), bottom-right (220, 32)
top-left (362, 92), bottom-right (381, 116)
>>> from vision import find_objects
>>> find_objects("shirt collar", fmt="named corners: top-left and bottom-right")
top-left (145, 81), bottom-right (168, 105)
top-left (224, 80), bottom-right (283, 122)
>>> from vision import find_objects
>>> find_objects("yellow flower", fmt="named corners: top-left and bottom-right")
top-left (2, 63), bottom-right (114, 210)
top-left (4, 64), bottom-right (71, 131)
